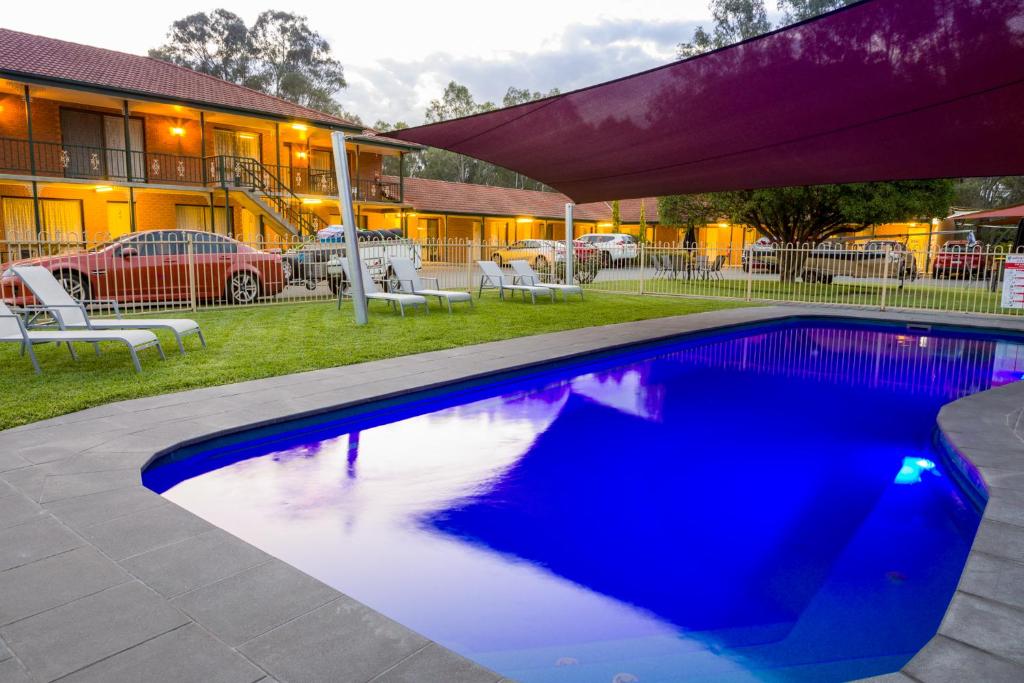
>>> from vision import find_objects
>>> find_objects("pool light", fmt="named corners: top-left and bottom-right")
top-left (894, 457), bottom-right (937, 485)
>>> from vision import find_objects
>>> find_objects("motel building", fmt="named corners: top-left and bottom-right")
top-left (0, 28), bottom-right (945, 265)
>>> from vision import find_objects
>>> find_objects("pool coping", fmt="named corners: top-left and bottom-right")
top-left (0, 305), bottom-right (1022, 682)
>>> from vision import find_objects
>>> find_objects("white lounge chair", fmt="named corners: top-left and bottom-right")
top-left (390, 257), bottom-right (473, 313)
top-left (477, 260), bottom-right (554, 303)
top-left (0, 301), bottom-right (164, 373)
top-left (13, 266), bottom-right (204, 354)
top-left (337, 258), bottom-right (428, 316)
top-left (509, 260), bottom-right (584, 301)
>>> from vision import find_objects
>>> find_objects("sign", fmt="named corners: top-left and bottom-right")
top-left (1001, 254), bottom-right (1024, 308)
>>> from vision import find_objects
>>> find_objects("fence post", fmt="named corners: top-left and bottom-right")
top-left (745, 253), bottom-right (753, 302)
top-left (186, 233), bottom-right (198, 312)
top-left (879, 252), bottom-right (890, 311)
top-left (639, 243), bottom-right (646, 295)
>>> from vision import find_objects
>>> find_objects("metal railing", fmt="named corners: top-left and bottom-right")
top-left (0, 137), bottom-right (205, 184)
top-left (1, 236), bottom-right (1023, 318)
top-left (209, 155), bottom-right (325, 237)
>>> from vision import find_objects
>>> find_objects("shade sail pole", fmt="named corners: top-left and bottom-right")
top-left (331, 131), bottom-right (368, 325)
top-left (565, 203), bottom-right (574, 285)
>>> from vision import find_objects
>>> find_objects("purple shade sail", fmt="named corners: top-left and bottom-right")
top-left (384, 0), bottom-right (1024, 203)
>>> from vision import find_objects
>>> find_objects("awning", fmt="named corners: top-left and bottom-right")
top-left (955, 204), bottom-right (1024, 222)
top-left (384, 0), bottom-right (1024, 203)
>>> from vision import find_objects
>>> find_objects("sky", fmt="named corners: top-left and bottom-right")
top-left (3, 0), bottom-right (720, 126)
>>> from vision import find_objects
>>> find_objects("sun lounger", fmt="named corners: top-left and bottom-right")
top-left (13, 266), bottom-right (204, 354)
top-left (337, 258), bottom-right (428, 316)
top-left (509, 260), bottom-right (583, 301)
top-left (390, 257), bottom-right (472, 313)
top-left (476, 260), bottom-right (554, 303)
top-left (0, 301), bottom-right (163, 373)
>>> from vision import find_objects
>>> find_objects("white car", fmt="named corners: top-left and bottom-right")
top-left (577, 233), bottom-right (639, 266)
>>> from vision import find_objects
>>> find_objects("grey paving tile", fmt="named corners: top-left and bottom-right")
top-left (78, 501), bottom-right (212, 560)
top-left (857, 674), bottom-right (916, 683)
top-left (0, 637), bottom-right (10, 661)
top-left (370, 643), bottom-right (499, 683)
top-left (60, 624), bottom-right (265, 683)
top-left (0, 495), bottom-right (42, 531)
top-left (0, 547), bottom-right (129, 626)
top-left (46, 451), bottom-right (151, 475)
top-left (122, 529), bottom-right (271, 598)
top-left (0, 515), bottom-right (82, 572)
top-left (38, 468), bottom-right (140, 504)
top-left (0, 479), bottom-right (16, 498)
top-left (239, 597), bottom-right (427, 682)
top-left (42, 486), bottom-right (166, 531)
top-left (972, 519), bottom-right (1024, 563)
top-left (905, 634), bottom-right (1024, 682)
top-left (0, 657), bottom-right (31, 683)
top-left (0, 466), bottom-right (49, 502)
top-left (958, 551), bottom-right (1024, 611)
top-left (984, 487), bottom-right (1024, 527)
top-left (170, 560), bottom-right (338, 646)
top-left (0, 581), bottom-right (188, 682)
top-left (938, 592), bottom-right (1024, 665)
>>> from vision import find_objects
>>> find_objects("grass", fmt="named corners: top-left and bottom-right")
top-left (592, 277), bottom-right (1015, 315)
top-left (0, 292), bottom-right (750, 430)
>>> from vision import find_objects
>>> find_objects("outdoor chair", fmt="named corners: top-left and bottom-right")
top-left (0, 301), bottom-right (164, 373)
top-left (694, 255), bottom-right (710, 279)
top-left (390, 257), bottom-right (473, 313)
top-left (652, 253), bottom-right (669, 279)
top-left (476, 260), bottom-right (554, 303)
top-left (706, 255), bottom-right (727, 280)
top-left (12, 266), bottom-right (204, 354)
top-left (337, 258), bottom-right (428, 316)
top-left (509, 260), bottom-right (583, 301)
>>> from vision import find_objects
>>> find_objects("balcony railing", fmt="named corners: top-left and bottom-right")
top-left (0, 137), bottom-right (207, 185)
top-left (288, 167), bottom-right (402, 203)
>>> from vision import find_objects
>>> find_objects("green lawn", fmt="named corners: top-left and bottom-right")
top-left (0, 292), bottom-right (749, 430)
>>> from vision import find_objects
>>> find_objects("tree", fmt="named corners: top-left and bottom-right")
top-left (777, 0), bottom-right (856, 26)
top-left (638, 201), bottom-right (648, 243)
top-left (678, 0), bottom-right (770, 58)
top-left (611, 201), bottom-right (621, 230)
top-left (152, 10), bottom-right (352, 120)
top-left (954, 177), bottom-right (1024, 210)
top-left (720, 181), bottom-right (955, 279)
top-left (657, 194), bottom-right (723, 246)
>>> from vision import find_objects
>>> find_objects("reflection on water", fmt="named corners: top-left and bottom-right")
top-left (145, 323), bottom-right (1024, 683)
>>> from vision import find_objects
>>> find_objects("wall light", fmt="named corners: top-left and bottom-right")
top-left (597, 222), bottom-right (613, 228)
top-left (169, 126), bottom-right (186, 137)
top-left (237, 133), bottom-right (256, 140)
top-left (291, 123), bottom-right (308, 131)
top-left (516, 217), bottom-right (534, 224)
top-left (301, 198), bottom-right (322, 205)
top-left (94, 185), bottom-right (114, 193)
top-left (718, 222), bottom-right (730, 228)
top-left (295, 151), bottom-right (308, 160)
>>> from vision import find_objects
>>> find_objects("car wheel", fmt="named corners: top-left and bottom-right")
top-left (802, 269), bottom-right (819, 283)
top-left (534, 255), bottom-right (548, 270)
top-left (55, 270), bottom-right (90, 301)
top-left (492, 254), bottom-right (503, 267)
top-left (226, 271), bottom-right (260, 305)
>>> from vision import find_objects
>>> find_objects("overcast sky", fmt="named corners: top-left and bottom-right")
top-left (4, 0), bottom-right (722, 125)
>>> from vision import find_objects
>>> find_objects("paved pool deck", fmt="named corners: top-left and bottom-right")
top-left (1, 305), bottom-right (1023, 682)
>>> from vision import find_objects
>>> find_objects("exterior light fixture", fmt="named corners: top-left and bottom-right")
top-left (237, 133), bottom-right (256, 140)
top-left (296, 151), bottom-right (308, 160)
top-left (516, 217), bottom-right (534, 224)
top-left (597, 222), bottom-right (613, 228)
top-left (301, 198), bottom-right (322, 205)
top-left (94, 185), bottom-right (114, 193)
top-left (291, 123), bottom-right (308, 131)
top-left (170, 126), bottom-right (186, 137)
top-left (718, 222), bottom-right (730, 228)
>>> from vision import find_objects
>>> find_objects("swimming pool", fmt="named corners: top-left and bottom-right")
top-left (144, 320), bottom-right (1024, 682)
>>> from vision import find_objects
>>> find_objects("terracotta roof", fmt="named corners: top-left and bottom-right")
top-left (396, 176), bottom-right (659, 223)
top-left (955, 203), bottom-right (1024, 222)
top-left (0, 28), bottom-right (357, 129)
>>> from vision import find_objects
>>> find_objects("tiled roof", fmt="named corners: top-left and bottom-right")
top-left (396, 176), bottom-right (660, 223)
top-left (0, 28), bottom-right (357, 128)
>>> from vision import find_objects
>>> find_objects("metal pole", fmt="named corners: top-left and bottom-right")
top-left (200, 112), bottom-right (207, 184)
top-left (565, 203), bottom-right (574, 285)
top-left (128, 186), bottom-right (136, 233)
top-left (332, 131), bottom-right (368, 324)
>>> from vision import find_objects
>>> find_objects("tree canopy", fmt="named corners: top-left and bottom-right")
top-left (150, 10), bottom-right (355, 121)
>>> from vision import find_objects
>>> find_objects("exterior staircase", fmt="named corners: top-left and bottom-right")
top-left (210, 156), bottom-right (326, 238)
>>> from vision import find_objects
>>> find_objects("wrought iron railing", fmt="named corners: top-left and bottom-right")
top-left (208, 155), bottom-right (325, 237)
top-left (0, 137), bottom-right (205, 184)
top-left (288, 168), bottom-right (402, 203)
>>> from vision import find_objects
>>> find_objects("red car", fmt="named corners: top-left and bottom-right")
top-left (1, 230), bottom-right (285, 306)
top-left (932, 241), bottom-right (992, 279)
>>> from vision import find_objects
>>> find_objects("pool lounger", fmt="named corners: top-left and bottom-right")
top-left (1, 301), bottom-right (164, 373)
top-left (12, 265), bottom-right (204, 354)
top-left (390, 257), bottom-right (473, 313)
top-left (337, 258), bottom-right (428, 317)
top-left (509, 259), bottom-right (583, 301)
top-left (477, 260), bottom-right (554, 303)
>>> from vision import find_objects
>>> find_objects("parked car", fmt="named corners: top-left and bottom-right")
top-left (284, 228), bottom-right (422, 295)
top-left (863, 240), bottom-right (918, 279)
top-left (741, 237), bottom-right (778, 272)
top-left (800, 241), bottom-right (914, 284)
top-left (932, 241), bottom-right (992, 279)
top-left (489, 239), bottom-right (599, 269)
top-left (1, 230), bottom-right (284, 306)
top-left (577, 233), bottom-right (639, 266)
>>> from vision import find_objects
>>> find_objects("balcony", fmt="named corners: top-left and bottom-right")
top-left (289, 168), bottom-right (402, 203)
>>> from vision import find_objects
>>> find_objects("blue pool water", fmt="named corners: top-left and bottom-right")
top-left (144, 321), bottom-right (1024, 682)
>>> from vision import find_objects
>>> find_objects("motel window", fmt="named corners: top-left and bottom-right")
top-left (214, 129), bottom-right (261, 161)
top-left (2, 198), bottom-right (84, 241)
top-left (176, 205), bottom-right (228, 235)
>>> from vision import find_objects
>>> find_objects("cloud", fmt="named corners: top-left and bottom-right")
top-left (341, 18), bottom-right (700, 127)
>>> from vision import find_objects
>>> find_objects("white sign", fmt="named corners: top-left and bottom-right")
top-left (1001, 254), bottom-right (1024, 308)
